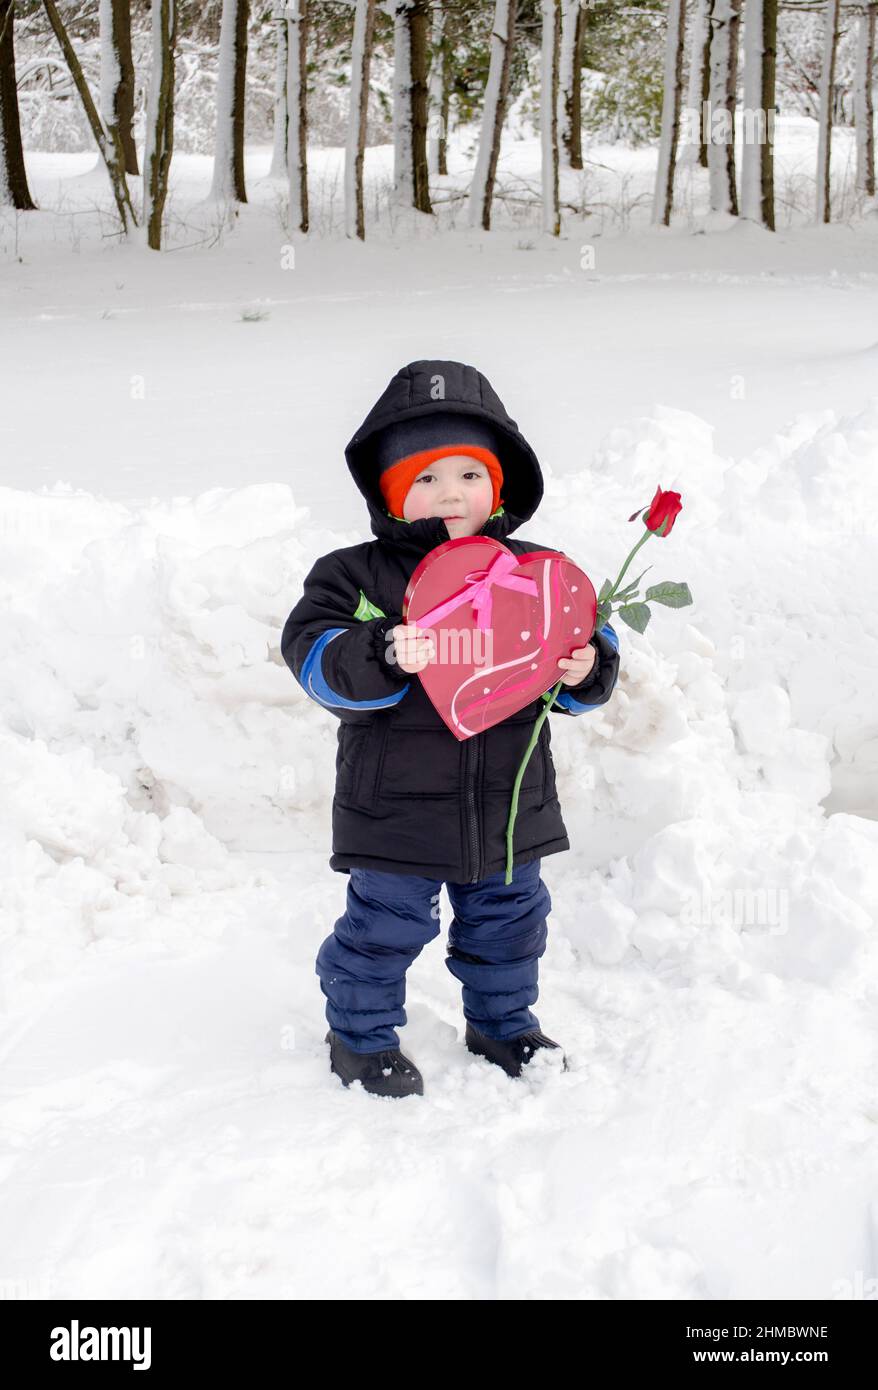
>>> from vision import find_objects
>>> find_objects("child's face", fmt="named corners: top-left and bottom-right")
top-left (402, 454), bottom-right (496, 539)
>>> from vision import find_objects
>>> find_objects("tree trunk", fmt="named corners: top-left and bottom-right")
top-left (210, 0), bottom-right (249, 203)
top-left (409, 0), bottom-right (431, 211)
top-left (42, 0), bottom-right (137, 231)
top-left (815, 0), bottom-right (841, 224)
top-left (100, 0), bottom-right (139, 177)
top-left (392, 2), bottom-right (411, 205)
top-left (0, 0), bottom-right (36, 209)
top-left (652, 0), bottom-right (687, 225)
top-left (707, 0), bottom-right (741, 216)
top-left (570, 0), bottom-right (585, 170)
top-left (541, 0), bottom-right (560, 235)
top-left (392, 0), bottom-right (431, 212)
top-left (467, 0), bottom-right (517, 231)
top-left (143, 0), bottom-right (176, 249)
top-left (269, 7), bottom-right (289, 179)
top-left (286, 0), bottom-right (309, 232)
top-left (855, 1), bottom-right (876, 197)
top-left (682, 0), bottom-right (711, 168)
top-left (438, 8), bottom-right (451, 175)
top-left (559, 0), bottom-right (586, 170)
top-left (740, 0), bottom-right (776, 229)
top-left (427, 1), bottom-right (446, 178)
top-left (345, 0), bottom-right (376, 239)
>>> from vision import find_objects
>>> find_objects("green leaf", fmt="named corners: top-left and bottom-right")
top-left (618, 602), bottom-right (651, 633)
top-left (644, 581), bottom-right (692, 608)
top-left (614, 565), bottom-right (653, 600)
top-left (597, 579), bottom-right (613, 605)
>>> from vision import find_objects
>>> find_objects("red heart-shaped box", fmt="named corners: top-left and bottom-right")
top-left (402, 536), bottom-right (597, 740)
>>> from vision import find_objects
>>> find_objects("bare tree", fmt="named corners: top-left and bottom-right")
top-left (100, 0), bottom-right (139, 176)
top-left (707, 0), bottom-right (742, 216)
top-left (345, 0), bottom-right (376, 238)
top-left (855, 0), bottom-right (876, 197)
top-left (427, 0), bottom-right (448, 178)
top-left (740, 0), bottom-right (777, 229)
top-left (142, 0), bottom-right (176, 249)
top-left (467, 0), bottom-right (517, 231)
top-left (390, 0), bottom-right (432, 213)
top-left (268, 1), bottom-right (309, 233)
top-left (42, 0), bottom-right (138, 232)
top-left (0, 0), bottom-right (36, 209)
top-left (652, 0), bottom-right (687, 225)
top-left (289, 0), bottom-right (309, 231)
top-left (269, 3), bottom-right (289, 178)
top-left (815, 0), bottom-right (841, 223)
top-left (541, 0), bottom-right (561, 235)
top-left (210, 0), bottom-right (250, 204)
top-left (558, 0), bottom-right (587, 170)
top-left (682, 0), bottom-right (712, 169)
top-left (437, 3), bottom-right (453, 174)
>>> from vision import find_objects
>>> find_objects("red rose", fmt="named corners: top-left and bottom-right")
top-left (644, 486), bottom-right (682, 536)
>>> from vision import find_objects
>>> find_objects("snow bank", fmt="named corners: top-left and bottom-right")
top-left (3, 399), bottom-right (876, 1001)
top-left (1, 396), bottom-right (876, 1299)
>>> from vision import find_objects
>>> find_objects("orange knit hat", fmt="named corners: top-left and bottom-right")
top-left (379, 445), bottom-right (504, 521)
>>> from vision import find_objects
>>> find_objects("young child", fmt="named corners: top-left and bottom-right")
top-left (281, 359), bottom-right (620, 1098)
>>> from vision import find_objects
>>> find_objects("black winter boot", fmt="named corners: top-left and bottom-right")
top-left (325, 1030), bottom-right (424, 1098)
top-left (464, 1021), bottom-right (568, 1078)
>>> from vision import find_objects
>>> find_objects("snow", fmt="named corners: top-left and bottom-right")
top-left (1, 119), bottom-right (878, 1300)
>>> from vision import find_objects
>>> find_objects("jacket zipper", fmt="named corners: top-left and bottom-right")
top-left (464, 735), bottom-right (482, 883)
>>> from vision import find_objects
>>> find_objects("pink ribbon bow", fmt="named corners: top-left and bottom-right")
top-left (415, 549), bottom-right (538, 632)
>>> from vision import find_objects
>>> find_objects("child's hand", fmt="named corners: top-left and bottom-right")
top-left (557, 643), bottom-right (597, 686)
top-left (389, 623), bottom-right (437, 674)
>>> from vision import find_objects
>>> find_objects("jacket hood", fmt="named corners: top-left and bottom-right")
top-left (343, 359), bottom-right (544, 557)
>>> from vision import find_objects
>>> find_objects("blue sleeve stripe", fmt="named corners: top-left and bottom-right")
top-left (299, 628), bottom-right (409, 710)
top-left (599, 622), bottom-right (619, 652)
top-left (554, 689), bottom-right (604, 714)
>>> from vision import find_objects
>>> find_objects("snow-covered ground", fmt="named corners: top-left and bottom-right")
top-left (1, 122), bottom-right (877, 1300)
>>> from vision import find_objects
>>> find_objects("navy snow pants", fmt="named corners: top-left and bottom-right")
top-left (316, 859), bottom-right (552, 1053)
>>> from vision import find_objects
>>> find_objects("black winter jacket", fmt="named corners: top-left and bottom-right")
top-left (281, 360), bottom-right (620, 882)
